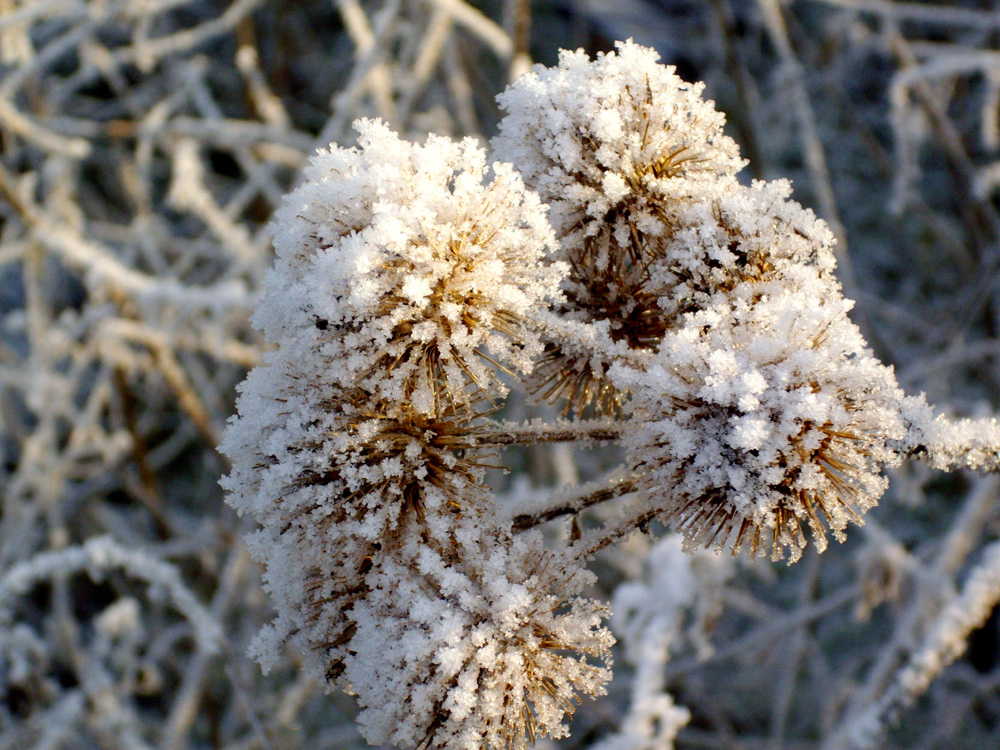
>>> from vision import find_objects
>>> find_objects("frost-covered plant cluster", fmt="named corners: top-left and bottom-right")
top-left (7, 2), bottom-right (1000, 749)
top-left (222, 38), bottom-right (1000, 750)
top-left (222, 121), bottom-right (613, 749)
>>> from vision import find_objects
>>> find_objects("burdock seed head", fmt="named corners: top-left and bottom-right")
top-left (492, 40), bottom-right (747, 417)
top-left (344, 534), bottom-right (613, 750)
top-left (615, 279), bottom-right (906, 563)
top-left (263, 118), bottom-right (566, 417)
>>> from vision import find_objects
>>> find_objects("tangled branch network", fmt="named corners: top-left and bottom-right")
top-left (222, 41), bottom-right (1000, 750)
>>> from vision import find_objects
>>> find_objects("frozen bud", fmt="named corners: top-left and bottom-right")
top-left (263, 118), bottom-right (565, 416)
top-left (615, 282), bottom-right (906, 562)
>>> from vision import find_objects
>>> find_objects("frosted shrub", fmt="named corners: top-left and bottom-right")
top-left (222, 40), bottom-right (1000, 750)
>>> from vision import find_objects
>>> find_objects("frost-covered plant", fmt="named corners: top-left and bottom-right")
top-left (491, 42), bottom-right (741, 415)
top-left (257, 118), bottom-right (564, 414)
top-left (222, 38), bottom-right (1000, 750)
top-left (221, 119), bottom-right (610, 749)
top-left (491, 42), bottom-right (841, 417)
top-left (8, 2), bottom-right (1000, 748)
top-left (347, 531), bottom-right (612, 750)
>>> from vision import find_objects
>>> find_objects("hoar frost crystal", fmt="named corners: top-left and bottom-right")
top-left (222, 40), bottom-right (994, 750)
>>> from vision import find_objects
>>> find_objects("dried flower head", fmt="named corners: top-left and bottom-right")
top-left (493, 41), bottom-right (763, 416)
top-left (222, 119), bottom-right (563, 690)
top-left (615, 281), bottom-right (906, 562)
top-left (493, 40), bottom-right (744, 244)
top-left (223, 323), bottom-right (505, 684)
top-left (344, 535), bottom-right (613, 750)
top-left (264, 118), bottom-right (565, 416)
top-left (646, 178), bottom-right (839, 320)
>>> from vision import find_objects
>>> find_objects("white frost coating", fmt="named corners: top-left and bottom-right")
top-left (646, 177), bottom-right (840, 312)
top-left (262, 117), bottom-right (565, 414)
top-left (615, 283), bottom-right (906, 562)
top-left (898, 395), bottom-right (1000, 472)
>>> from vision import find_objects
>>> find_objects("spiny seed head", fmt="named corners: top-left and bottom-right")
top-left (493, 39), bottom-right (743, 314)
top-left (345, 537), bottom-right (613, 750)
top-left (224, 358), bottom-right (498, 682)
top-left (264, 118), bottom-right (565, 417)
top-left (223, 119), bottom-right (560, 691)
top-left (526, 178), bottom-right (840, 418)
top-left (615, 284), bottom-right (906, 563)
top-left (493, 41), bottom-right (747, 418)
top-left (493, 39), bottom-right (744, 251)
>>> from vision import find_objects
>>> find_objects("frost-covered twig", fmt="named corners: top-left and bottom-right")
top-left (822, 475), bottom-right (1000, 749)
top-left (900, 396), bottom-right (1000, 473)
top-left (0, 537), bottom-right (221, 652)
top-left (843, 540), bottom-right (1000, 750)
top-left (509, 467), bottom-right (637, 531)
